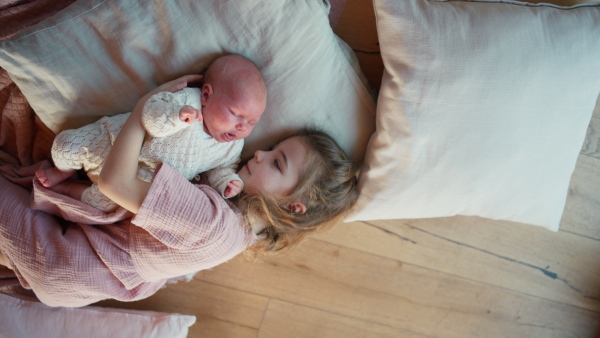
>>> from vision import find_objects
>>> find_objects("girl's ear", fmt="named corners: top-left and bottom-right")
top-left (287, 201), bottom-right (307, 215)
top-left (201, 84), bottom-right (213, 105)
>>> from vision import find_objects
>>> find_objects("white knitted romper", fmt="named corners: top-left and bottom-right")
top-left (51, 88), bottom-right (243, 212)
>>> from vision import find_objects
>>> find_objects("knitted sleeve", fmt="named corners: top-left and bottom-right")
top-left (206, 168), bottom-right (243, 198)
top-left (141, 89), bottom-right (195, 137)
top-left (205, 140), bottom-right (245, 198)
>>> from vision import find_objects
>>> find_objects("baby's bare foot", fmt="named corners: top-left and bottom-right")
top-left (36, 168), bottom-right (76, 188)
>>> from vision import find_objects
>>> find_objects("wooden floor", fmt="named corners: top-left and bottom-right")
top-left (98, 0), bottom-right (600, 336)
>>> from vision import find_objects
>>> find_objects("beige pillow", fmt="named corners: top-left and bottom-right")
top-left (345, 0), bottom-right (600, 230)
top-left (0, 0), bottom-right (375, 164)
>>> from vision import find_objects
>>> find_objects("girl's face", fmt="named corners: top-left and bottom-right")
top-left (238, 136), bottom-right (308, 197)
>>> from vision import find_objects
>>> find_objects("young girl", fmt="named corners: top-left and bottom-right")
top-left (0, 75), bottom-right (358, 307)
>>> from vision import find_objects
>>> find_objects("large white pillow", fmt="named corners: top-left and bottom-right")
top-left (0, 293), bottom-right (195, 338)
top-left (0, 0), bottom-right (375, 164)
top-left (345, 0), bottom-right (600, 230)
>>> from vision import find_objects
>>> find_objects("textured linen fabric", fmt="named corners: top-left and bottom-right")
top-left (0, 293), bottom-right (196, 338)
top-left (0, 0), bottom-right (375, 165)
top-left (51, 87), bottom-right (242, 211)
top-left (0, 163), bottom-right (257, 307)
top-left (345, 0), bottom-right (600, 230)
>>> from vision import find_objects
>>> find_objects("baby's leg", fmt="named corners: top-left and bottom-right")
top-left (41, 122), bottom-right (111, 187)
top-left (49, 179), bottom-right (91, 201)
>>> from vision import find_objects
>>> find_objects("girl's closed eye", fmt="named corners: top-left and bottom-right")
top-left (274, 159), bottom-right (281, 171)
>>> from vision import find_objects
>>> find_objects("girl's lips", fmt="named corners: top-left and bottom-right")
top-left (245, 164), bottom-right (251, 175)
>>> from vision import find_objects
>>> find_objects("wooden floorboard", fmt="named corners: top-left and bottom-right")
top-left (192, 238), bottom-right (600, 337)
top-left (97, 280), bottom-right (267, 338)
top-left (562, 155), bottom-right (600, 239)
top-left (580, 96), bottom-right (600, 160)
top-left (257, 300), bottom-right (424, 338)
top-left (315, 216), bottom-right (600, 313)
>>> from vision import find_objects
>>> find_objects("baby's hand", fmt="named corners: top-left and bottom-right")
top-left (224, 180), bottom-right (243, 198)
top-left (179, 105), bottom-right (203, 125)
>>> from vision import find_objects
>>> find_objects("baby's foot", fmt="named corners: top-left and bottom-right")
top-left (36, 168), bottom-right (76, 188)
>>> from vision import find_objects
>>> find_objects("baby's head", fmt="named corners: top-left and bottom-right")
top-left (201, 54), bottom-right (267, 142)
top-left (235, 129), bottom-right (359, 252)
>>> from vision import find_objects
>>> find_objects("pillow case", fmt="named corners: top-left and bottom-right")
top-left (345, 0), bottom-right (600, 230)
top-left (0, 0), bottom-right (375, 164)
top-left (0, 293), bottom-right (195, 338)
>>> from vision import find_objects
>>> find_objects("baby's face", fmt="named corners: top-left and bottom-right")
top-left (201, 84), bottom-right (265, 143)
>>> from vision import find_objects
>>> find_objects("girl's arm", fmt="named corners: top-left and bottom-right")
top-left (98, 75), bottom-right (203, 213)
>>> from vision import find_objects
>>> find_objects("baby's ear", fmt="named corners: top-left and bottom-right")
top-left (201, 84), bottom-right (213, 105)
top-left (287, 201), bottom-right (306, 215)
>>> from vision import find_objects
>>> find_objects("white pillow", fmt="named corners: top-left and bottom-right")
top-left (0, 0), bottom-right (375, 164)
top-left (345, 0), bottom-right (600, 230)
top-left (0, 293), bottom-right (195, 338)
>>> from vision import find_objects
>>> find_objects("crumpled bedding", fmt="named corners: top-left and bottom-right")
top-left (0, 0), bottom-right (77, 295)
top-left (0, 0), bottom-right (76, 40)
top-left (0, 69), bottom-right (55, 186)
top-left (0, 67), bottom-right (56, 296)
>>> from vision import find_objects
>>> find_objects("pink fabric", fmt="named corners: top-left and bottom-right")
top-left (0, 163), bottom-right (257, 307)
top-left (0, 69), bottom-right (55, 189)
top-left (0, 67), bottom-right (56, 299)
top-left (0, 0), bottom-right (76, 41)
top-left (328, 0), bottom-right (348, 28)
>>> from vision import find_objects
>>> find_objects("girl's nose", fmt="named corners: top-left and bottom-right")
top-left (254, 150), bottom-right (264, 162)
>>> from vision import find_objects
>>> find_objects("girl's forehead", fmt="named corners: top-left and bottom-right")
top-left (279, 137), bottom-right (309, 164)
top-left (279, 136), bottom-right (305, 150)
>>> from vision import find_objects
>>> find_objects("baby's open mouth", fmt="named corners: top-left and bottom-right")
top-left (223, 133), bottom-right (235, 142)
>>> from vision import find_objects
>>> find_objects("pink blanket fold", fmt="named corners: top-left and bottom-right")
top-left (0, 68), bottom-right (56, 298)
top-left (0, 69), bottom-right (55, 188)
top-left (31, 178), bottom-right (133, 225)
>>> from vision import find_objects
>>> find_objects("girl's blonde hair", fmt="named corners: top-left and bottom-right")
top-left (235, 128), bottom-right (359, 253)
